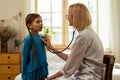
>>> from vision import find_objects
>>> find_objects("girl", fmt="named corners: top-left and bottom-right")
top-left (22, 13), bottom-right (48, 80)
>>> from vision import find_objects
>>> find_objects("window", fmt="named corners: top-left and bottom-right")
top-left (37, 0), bottom-right (61, 47)
top-left (68, 0), bottom-right (97, 43)
top-left (36, 0), bottom-right (97, 49)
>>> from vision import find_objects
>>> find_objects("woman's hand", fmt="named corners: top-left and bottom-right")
top-left (46, 76), bottom-right (55, 80)
top-left (41, 35), bottom-right (52, 49)
top-left (46, 71), bottom-right (63, 80)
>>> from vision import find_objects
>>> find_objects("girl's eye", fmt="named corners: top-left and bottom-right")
top-left (36, 20), bottom-right (42, 24)
top-left (36, 20), bottom-right (40, 23)
top-left (39, 20), bottom-right (42, 23)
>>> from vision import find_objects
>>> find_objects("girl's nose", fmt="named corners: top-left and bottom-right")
top-left (40, 22), bottom-right (43, 25)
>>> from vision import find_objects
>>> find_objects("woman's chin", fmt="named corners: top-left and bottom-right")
top-left (69, 23), bottom-right (73, 26)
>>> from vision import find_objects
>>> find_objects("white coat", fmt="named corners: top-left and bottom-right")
top-left (61, 26), bottom-right (106, 80)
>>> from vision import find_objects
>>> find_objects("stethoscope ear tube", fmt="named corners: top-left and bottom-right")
top-left (47, 29), bottom-right (76, 53)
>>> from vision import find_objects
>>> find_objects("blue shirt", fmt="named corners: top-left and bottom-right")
top-left (22, 34), bottom-right (48, 80)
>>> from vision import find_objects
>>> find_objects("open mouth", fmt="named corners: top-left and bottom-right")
top-left (40, 27), bottom-right (42, 29)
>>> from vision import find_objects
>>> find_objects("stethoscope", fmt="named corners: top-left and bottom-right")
top-left (46, 29), bottom-right (76, 53)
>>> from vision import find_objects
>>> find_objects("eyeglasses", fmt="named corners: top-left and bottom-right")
top-left (65, 14), bottom-right (73, 19)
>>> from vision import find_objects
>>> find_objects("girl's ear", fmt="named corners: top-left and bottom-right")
top-left (28, 24), bottom-right (32, 29)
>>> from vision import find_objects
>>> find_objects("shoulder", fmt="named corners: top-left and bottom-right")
top-left (23, 34), bottom-right (31, 43)
top-left (22, 34), bottom-right (32, 48)
top-left (78, 26), bottom-right (95, 39)
top-left (75, 26), bottom-right (94, 45)
top-left (24, 34), bottom-right (31, 40)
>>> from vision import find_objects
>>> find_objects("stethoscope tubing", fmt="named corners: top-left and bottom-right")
top-left (46, 29), bottom-right (76, 53)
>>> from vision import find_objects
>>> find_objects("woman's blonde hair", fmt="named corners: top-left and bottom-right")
top-left (69, 3), bottom-right (92, 30)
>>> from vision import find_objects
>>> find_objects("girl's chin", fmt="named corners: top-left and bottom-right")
top-left (39, 28), bottom-right (42, 31)
top-left (39, 29), bottom-right (42, 31)
top-left (38, 29), bottom-right (42, 32)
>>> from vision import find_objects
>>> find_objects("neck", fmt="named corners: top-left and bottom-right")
top-left (31, 31), bottom-right (39, 35)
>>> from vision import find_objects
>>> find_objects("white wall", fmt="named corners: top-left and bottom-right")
top-left (98, 0), bottom-right (120, 62)
top-left (110, 0), bottom-right (120, 62)
top-left (0, 0), bottom-right (21, 20)
top-left (0, 0), bottom-right (22, 52)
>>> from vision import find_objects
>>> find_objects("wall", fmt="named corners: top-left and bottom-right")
top-left (0, 0), bottom-right (22, 52)
top-left (0, 0), bottom-right (21, 20)
top-left (110, 0), bottom-right (120, 62)
top-left (98, 0), bottom-right (120, 62)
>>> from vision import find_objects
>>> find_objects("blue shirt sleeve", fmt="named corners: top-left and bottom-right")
top-left (22, 36), bottom-right (31, 76)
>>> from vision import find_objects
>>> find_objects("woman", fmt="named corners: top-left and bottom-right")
top-left (42, 3), bottom-right (105, 80)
